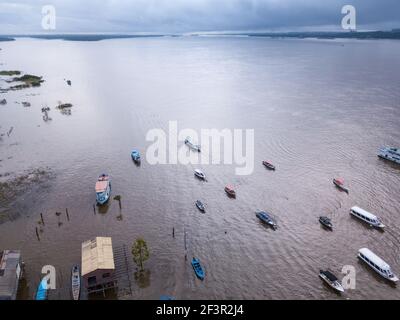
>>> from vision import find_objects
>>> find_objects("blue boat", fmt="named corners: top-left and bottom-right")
top-left (35, 278), bottom-right (48, 300)
top-left (95, 174), bottom-right (111, 205)
top-left (191, 257), bottom-right (205, 280)
top-left (160, 295), bottom-right (175, 300)
top-left (131, 150), bottom-right (141, 162)
top-left (256, 211), bottom-right (277, 229)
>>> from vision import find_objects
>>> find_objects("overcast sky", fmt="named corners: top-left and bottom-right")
top-left (0, 0), bottom-right (399, 34)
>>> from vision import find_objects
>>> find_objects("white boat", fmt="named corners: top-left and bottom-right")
top-left (194, 169), bottom-right (206, 180)
top-left (350, 206), bottom-right (385, 229)
top-left (319, 270), bottom-right (344, 293)
top-left (185, 137), bottom-right (201, 152)
top-left (378, 147), bottom-right (400, 164)
top-left (358, 248), bottom-right (399, 283)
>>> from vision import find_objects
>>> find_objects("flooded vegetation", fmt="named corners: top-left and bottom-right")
top-left (0, 70), bottom-right (21, 76)
top-left (8, 74), bottom-right (44, 91)
top-left (56, 102), bottom-right (73, 115)
top-left (0, 70), bottom-right (44, 92)
top-left (0, 168), bottom-right (53, 223)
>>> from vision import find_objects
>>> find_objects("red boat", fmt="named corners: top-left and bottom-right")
top-left (224, 185), bottom-right (236, 198)
top-left (262, 161), bottom-right (275, 170)
top-left (333, 178), bottom-right (349, 193)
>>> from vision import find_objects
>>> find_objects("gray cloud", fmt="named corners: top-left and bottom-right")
top-left (0, 0), bottom-right (399, 34)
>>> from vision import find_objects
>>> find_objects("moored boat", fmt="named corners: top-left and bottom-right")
top-left (255, 211), bottom-right (277, 229)
top-left (35, 278), bottom-right (48, 300)
top-left (333, 178), bottom-right (349, 193)
top-left (319, 216), bottom-right (333, 229)
top-left (191, 257), bottom-right (205, 280)
top-left (131, 149), bottom-right (141, 162)
top-left (262, 161), bottom-right (276, 170)
top-left (195, 200), bottom-right (205, 213)
top-left (358, 248), bottom-right (399, 283)
top-left (160, 295), bottom-right (175, 300)
top-left (350, 206), bottom-right (384, 229)
top-left (95, 174), bottom-right (111, 205)
top-left (224, 185), bottom-right (236, 198)
top-left (71, 265), bottom-right (80, 300)
top-left (185, 137), bottom-right (201, 152)
top-left (378, 147), bottom-right (400, 165)
top-left (319, 270), bottom-right (344, 293)
top-left (194, 169), bottom-right (206, 180)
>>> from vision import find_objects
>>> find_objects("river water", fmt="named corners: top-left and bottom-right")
top-left (0, 36), bottom-right (400, 299)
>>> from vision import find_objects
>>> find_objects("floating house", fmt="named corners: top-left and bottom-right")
top-left (81, 237), bottom-right (117, 294)
top-left (0, 250), bottom-right (23, 300)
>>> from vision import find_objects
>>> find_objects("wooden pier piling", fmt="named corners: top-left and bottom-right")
top-left (35, 227), bottom-right (40, 241)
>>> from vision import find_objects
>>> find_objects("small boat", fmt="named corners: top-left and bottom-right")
top-left (319, 270), bottom-right (345, 293)
top-left (333, 178), bottom-right (349, 193)
top-left (160, 295), bottom-right (175, 300)
top-left (378, 147), bottom-right (400, 165)
top-left (35, 278), bottom-right (48, 300)
top-left (191, 257), bottom-right (205, 280)
top-left (131, 149), bottom-right (141, 162)
top-left (256, 211), bottom-right (277, 229)
top-left (185, 137), bottom-right (201, 152)
top-left (194, 169), bottom-right (206, 180)
top-left (319, 216), bottom-right (333, 229)
top-left (195, 200), bottom-right (205, 213)
top-left (95, 174), bottom-right (111, 205)
top-left (224, 185), bottom-right (236, 198)
top-left (262, 161), bottom-right (276, 170)
top-left (71, 265), bottom-right (81, 300)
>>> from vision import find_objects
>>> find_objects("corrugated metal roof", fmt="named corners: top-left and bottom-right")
top-left (81, 237), bottom-right (115, 276)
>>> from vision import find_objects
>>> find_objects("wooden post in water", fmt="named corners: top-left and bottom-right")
top-left (172, 227), bottom-right (175, 238)
top-left (184, 230), bottom-right (187, 261)
top-left (93, 204), bottom-right (96, 215)
top-left (40, 213), bottom-right (45, 226)
top-left (114, 195), bottom-right (122, 210)
top-left (35, 227), bottom-right (40, 241)
top-left (66, 208), bottom-right (70, 221)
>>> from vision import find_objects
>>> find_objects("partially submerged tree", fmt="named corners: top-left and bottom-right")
top-left (131, 238), bottom-right (149, 271)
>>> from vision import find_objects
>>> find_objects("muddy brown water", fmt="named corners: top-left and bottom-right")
top-left (0, 37), bottom-right (400, 299)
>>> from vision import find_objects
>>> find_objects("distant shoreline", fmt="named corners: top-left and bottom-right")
top-left (1, 30), bottom-right (400, 42)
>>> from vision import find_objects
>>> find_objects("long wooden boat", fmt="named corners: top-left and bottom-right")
top-left (71, 265), bottom-right (81, 300)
